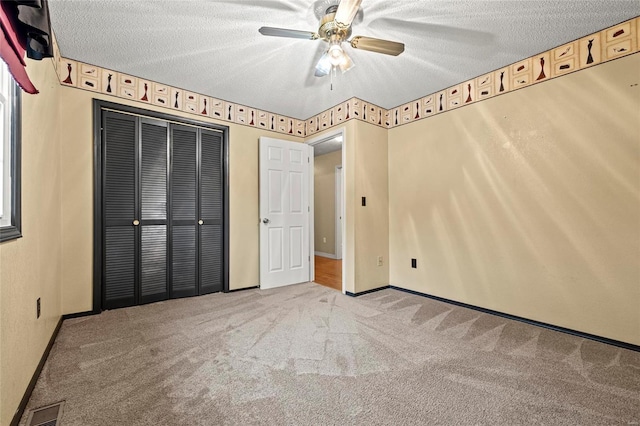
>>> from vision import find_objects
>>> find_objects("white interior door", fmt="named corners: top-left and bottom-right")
top-left (259, 137), bottom-right (310, 289)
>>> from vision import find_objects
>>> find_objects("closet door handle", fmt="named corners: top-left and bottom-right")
top-left (133, 219), bottom-right (140, 226)
top-left (198, 220), bottom-right (204, 225)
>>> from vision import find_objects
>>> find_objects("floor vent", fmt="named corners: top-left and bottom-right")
top-left (25, 401), bottom-right (64, 426)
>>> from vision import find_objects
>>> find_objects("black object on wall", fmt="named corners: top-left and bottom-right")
top-left (93, 100), bottom-right (229, 312)
top-left (0, 0), bottom-right (53, 93)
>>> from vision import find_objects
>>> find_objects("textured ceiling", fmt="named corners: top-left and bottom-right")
top-left (48, 0), bottom-right (639, 120)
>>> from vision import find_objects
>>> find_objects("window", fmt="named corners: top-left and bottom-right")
top-left (0, 61), bottom-right (21, 242)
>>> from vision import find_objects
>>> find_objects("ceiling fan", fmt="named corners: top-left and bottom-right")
top-left (258, 0), bottom-right (405, 77)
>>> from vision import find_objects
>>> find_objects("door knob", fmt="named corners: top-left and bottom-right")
top-left (262, 218), bottom-right (270, 224)
top-left (198, 220), bottom-right (204, 225)
top-left (133, 219), bottom-right (140, 226)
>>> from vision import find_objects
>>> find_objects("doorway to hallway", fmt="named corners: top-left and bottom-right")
top-left (307, 130), bottom-right (344, 293)
top-left (314, 256), bottom-right (342, 291)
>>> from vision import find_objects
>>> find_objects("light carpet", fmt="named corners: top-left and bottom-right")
top-left (19, 283), bottom-right (640, 425)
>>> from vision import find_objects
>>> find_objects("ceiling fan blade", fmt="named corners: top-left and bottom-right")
top-left (350, 36), bottom-right (405, 56)
top-left (215, 1), bottom-right (298, 12)
top-left (334, 0), bottom-right (363, 28)
top-left (314, 52), bottom-right (332, 77)
top-left (258, 27), bottom-right (318, 40)
top-left (368, 18), bottom-right (495, 46)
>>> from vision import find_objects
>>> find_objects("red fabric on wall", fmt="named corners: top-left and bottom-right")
top-left (0, 1), bottom-right (40, 94)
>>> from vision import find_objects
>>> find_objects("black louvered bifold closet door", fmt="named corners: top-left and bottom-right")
top-left (103, 112), bottom-right (137, 309)
top-left (101, 106), bottom-right (225, 309)
top-left (139, 119), bottom-right (169, 304)
top-left (170, 124), bottom-right (198, 298)
top-left (199, 129), bottom-right (223, 294)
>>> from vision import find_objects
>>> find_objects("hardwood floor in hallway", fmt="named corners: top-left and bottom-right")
top-left (314, 256), bottom-right (342, 291)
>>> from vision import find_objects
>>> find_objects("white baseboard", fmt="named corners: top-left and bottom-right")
top-left (314, 251), bottom-right (337, 259)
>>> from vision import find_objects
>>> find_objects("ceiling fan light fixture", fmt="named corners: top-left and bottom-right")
top-left (328, 43), bottom-right (345, 66)
top-left (338, 52), bottom-right (354, 73)
top-left (315, 52), bottom-right (332, 77)
top-left (327, 42), bottom-right (354, 73)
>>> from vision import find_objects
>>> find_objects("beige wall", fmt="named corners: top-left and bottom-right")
top-left (59, 86), bottom-right (301, 314)
top-left (388, 54), bottom-right (640, 345)
top-left (353, 121), bottom-right (389, 293)
top-left (0, 58), bottom-right (62, 426)
top-left (314, 150), bottom-right (342, 256)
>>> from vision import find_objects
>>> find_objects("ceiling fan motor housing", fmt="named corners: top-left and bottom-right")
top-left (325, 5), bottom-right (339, 14)
top-left (319, 8), bottom-right (351, 42)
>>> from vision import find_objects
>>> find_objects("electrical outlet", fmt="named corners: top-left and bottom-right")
top-left (37, 298), bottom-right (41, 319)
top-left (377, 256), bottom-right (383, 266)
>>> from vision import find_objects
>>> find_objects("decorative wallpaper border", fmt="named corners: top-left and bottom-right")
top-left (305, 16), bottom-right (639, 133)
top-left (305, 97), bottom-right (389, 136)
top-left (52, 51), bottom-right (306, 138)
top-left (383, 16), bottom-right (639, 129)
top-left (51, 16), bottom-right (638, 137)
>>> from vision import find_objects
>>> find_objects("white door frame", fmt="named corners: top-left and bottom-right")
top-left (335, 165), bottom-right (343, 260)
top-left (306, 127), bottom-right (346, 294)
top-left (308, 151), bottom-right (315, 282)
